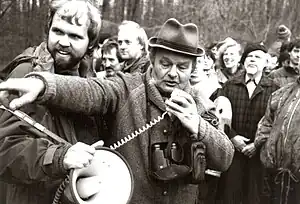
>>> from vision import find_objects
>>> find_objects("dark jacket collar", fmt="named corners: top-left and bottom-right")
top-left (284, 65), bottom-right (300, 75)
top-left (230, 70), bottom-right (275, 87)
top-left (122, 54), bottom-right (150, 74)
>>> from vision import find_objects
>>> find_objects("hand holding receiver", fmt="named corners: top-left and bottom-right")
top-left (0, 77), bottom-right (45, 110)
top-left (165, 88), bottom-right (199, 135)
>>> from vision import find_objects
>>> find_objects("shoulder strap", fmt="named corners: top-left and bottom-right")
top-left (0, 105), bottom-right (68, 144)
top-left (0, 47), bottom-right (36, 81)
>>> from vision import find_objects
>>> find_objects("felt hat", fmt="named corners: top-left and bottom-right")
top-left (149, 18), bottom-right (204, 56)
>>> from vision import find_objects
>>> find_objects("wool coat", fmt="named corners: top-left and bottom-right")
top-left (27, 67), bottom-right (235, 204)
top-left (213, 71), bottom-right (279, 204)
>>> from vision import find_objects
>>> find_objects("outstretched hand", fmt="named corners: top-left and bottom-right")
top-left (0, 77), bottom-right (45, 110)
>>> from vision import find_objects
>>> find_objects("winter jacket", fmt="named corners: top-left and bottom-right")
top-left (256, 77), bottom-right (300, 174)
top-left (0, 42), bottom-right (101, 204)
top-left (268, 65), bottom-right (300, 87)
top-left (26, 66), bottom-right (234, 204)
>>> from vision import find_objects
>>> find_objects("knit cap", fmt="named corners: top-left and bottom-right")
top-left (277, 25), bottom-right (291, 41)
top-left (240, 43), bottom-right (267, 65)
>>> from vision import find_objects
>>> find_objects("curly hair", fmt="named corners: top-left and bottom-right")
top-left (45, 0), bottom-right (101, 56)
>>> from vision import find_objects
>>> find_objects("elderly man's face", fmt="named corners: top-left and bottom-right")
top-left (244, 50), bottom-right (267, 76)
top-left (118, 27), bottom-right (143, 61)
top-left (102, 47), bottom-right (121, 77)
top-left (47, 9), bottom-right (89, 72)
top-left (151, 49), bottom-right (194, 96)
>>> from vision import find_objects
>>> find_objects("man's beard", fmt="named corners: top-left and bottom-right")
top-left (51, 51), bottom-right (84, 74)
top-left (48, 44), bottom-right (83, 74)
top-left (54, 55), bottom-right (79, 72)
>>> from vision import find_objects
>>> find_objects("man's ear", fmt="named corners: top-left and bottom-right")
top-left (149, 49), bottom-right (155, 65)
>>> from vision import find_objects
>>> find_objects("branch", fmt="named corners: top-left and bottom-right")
top-left (0, 1), bottom-right (13, 20)
top-left (214, 0), bottom-right (226, 21)
top-left (248, 17), bottom-right (257, 40)
top-left (263, 15), bottom-right (271, 43)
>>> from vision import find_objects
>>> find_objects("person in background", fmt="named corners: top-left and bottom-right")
top-left (255, 59), bottom-right (300, 204)
top-left (96, 39), bottom-right (122, 78)
top-left (0, 18), bottom-right (234, 204)
top-left (206, 41), bottom-right (219, 61)
top-left (213, 43), bottom-right (279, 204)
top-left (117, 20), bottom-right (150, 73)
top-left (276, 24), bottom-right (291, 44)
top-left (264, 53), bottom-right (278, 75)
top-left (268, 39), bottom-right (300, 87)
top-left (215, 38), bottom-right (244, 86)
top-left (265, 24), bottom-right (292, 74)
top-left (0, 1), bottom-right (103, 204)
top-left (190, 49), bottom-right (221, 99)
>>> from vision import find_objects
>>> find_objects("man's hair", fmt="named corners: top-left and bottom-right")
top-left (205, 49), bottom-right (216, 62)
top-left (101, 39), bottom-right (122, 62)
top-left (46, 0), bottom-right (102, 56)
top-left (287, 39), bottom-right (300, 52)
top-left (118, 21), bottom-right (148, 55)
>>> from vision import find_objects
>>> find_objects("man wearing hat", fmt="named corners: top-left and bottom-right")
top-left (0, 18), bottom-right (234, 204)
top-left (213, 43), bottom-right (279, 204)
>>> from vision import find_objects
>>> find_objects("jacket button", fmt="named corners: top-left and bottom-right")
top-left (162, 190), bottom-right (168, 196)
top-left (163, 129), bottom-right (168, 134)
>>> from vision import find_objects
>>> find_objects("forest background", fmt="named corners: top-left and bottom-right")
top-left (1, 0), bottom-right (300, 66)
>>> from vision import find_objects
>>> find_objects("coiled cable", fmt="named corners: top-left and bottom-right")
top-left (52, 176), bottom-right (70, 204)
top-left (110, 112), bottom-right (167, 150)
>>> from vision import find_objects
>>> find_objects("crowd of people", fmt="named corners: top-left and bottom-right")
top-left (0, 0), bottom-right (300, 204)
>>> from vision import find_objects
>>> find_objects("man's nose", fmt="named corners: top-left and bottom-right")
top-left (58, 35), bottom-right (70, 47)
top-left (249, 57), bottom-right (255, 62)
top-left (168, 64), bottom-right (178, 78)
top-left (104, 59), bottom-right (111, 68)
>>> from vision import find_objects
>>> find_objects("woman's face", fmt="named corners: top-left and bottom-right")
top-left (222, 46), bottom-right (241, 69)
